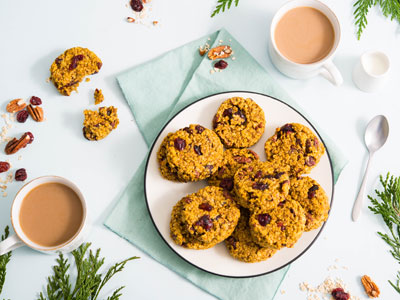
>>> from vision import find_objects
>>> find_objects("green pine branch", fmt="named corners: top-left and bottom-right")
top-left (368, 173), bottom-right (400, 294)
top-left (211, 0), bottom-right (240, 17)
top-left (0, 226), bottom-right (12, 296)
top-left (354, 0), bottom-right (400, 39)
top-left (38, 243), bottom-right (139, 300)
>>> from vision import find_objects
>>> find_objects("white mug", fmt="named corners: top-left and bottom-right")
top-left (269, 0), bottom-right (343, 86)
top-left (0, 176), bottom-right (90, 255)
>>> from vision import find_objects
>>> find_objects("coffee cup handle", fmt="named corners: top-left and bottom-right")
top-left (0, 234), bottom-right (24, 255)
top-left (320, 60), bottom-right (343, 86)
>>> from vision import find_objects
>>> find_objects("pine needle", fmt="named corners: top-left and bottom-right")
top-left (211, 0), bottom-right (240, 17)
top-left (0, 226), bottom-right (12, 296)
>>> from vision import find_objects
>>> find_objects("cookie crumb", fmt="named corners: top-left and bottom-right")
top-left (94, 89), bottom-right (104, 105)
top-left (153, 20), bottom-right (158, 25)
top-left (85, 78), bottom-right (90, 82)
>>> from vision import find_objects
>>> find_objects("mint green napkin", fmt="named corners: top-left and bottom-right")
top-left (105, 29), bottom-right (347, 300)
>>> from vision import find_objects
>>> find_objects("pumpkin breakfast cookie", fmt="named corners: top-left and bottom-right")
top-left (213, 97), bottom-right (265, 148)
top-left (289, 176), bottom-right (330, 231)
top-left (225, 209), bottom-right (277, 263)
top-left (50, 47), bottom-right (102, 96)
top-left (157, 133), bottom-right (181, 182)
top-left (264, 123), bottom-right (325, 175)
top-left (170, 186), bottom-right (240, 249)
top-left (208, 148), bottom-right (259, 192)
top-left (234, 161), bottom-right (290, 211)
top-left (249, 199), bottom-right (306, 249)
top-left (163, 124), bottom-right (223, 182)
top-left (83, 106), bottom-right (119, 141)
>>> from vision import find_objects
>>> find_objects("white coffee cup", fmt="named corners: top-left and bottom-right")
top-left (0, 176), bottom-right (90, 255)
top-left (269, 0), bottom-right (343, 86)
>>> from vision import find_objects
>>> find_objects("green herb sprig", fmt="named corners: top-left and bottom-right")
top-left (354, 0), bottom-right (400, 39)
top-left (211, 0), bottom-right (240, 17)
top-left (368, 173), bottom-right (400, 294)
top-left (0, 226), bottom-right (12, 296)
top-left (38, 243), bottom-right (139, 300)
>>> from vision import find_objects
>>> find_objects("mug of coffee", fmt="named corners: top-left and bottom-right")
top-left (269, 0), bottom-right (343, 86)
top-left (0, 176), bottom-right (89, 255)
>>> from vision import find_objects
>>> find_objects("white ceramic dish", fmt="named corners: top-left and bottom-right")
top-left (144, 91), bottom-right (334, 278)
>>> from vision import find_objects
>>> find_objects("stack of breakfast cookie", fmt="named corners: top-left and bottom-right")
top-left (157, 96), bottom-right (330, 263)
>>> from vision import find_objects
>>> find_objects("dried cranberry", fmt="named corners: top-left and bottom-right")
top-left (195, 125), bottom-right (205, 134)
top-left (278, 200), bottom-right (286, 207)
top-left (69, 55), bottom-right (84, 70)
top-left (74, 55), bottom-right (84, 61)
top-left (183, 197), bottom-right (192, 203)
top-left (331, 288), bottom-right (350, 300)
top-left (281, 124), bottom-right (294, 133)
top-left (274, 172), bottom-right (285, 179)
top-left (195, 215), bottom-right (213, 231)
top-left (30, 96), bottom-right (42, 105)
top-left (25, 132), bottom-right (34, 144)
top-left (277, 221), bottom-right (286, 231)
top-left (254, 170), bottom-right (263, 179)
top-left (305, 156), bottom-right (316, 166)
top-left (308, 185), bottom-right (319, 199)
top-left (214, 60), bottom-right (228, 69)
top-left (16, 110), bottom-right (29, 123)
top-left (305, 139), bottom-right (312, 153)
top-left (194, 145), bottom-right (202, 155)
top-left (69, 61), bottom-right (78, 71)
top-left (234, 108), bottom-right (246, 124)
top-left (97, 62), bottom-right (102, 70)
top-left (183, 127), bottom-right (193, 134)
top-left (226, 236), bottom-right (237, 249)
top-left (199, 203), bottom-right (213, 211)
top-left (257, 213), bottom-right (271, 226)
top-left (252, 182), bottom-right (268, 191)
top-left (174, 138), bottom-right (186, 150)
top-left (130, 0), bottom-right (143, 12)
top-left (55, 57), bottom-right (62, 65)
top-left (222, 108), bottom-right (233, 118)
top-left (15, 168), bottom-right (27, 181)
top-left (220, 178), bottom-right (234, 191)
top-left (0, 162), bottom-right (10, 173)
top-left (212, 115), bottom-right (219, 129)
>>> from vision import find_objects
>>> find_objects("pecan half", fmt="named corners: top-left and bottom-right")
top-left (26, 105), bottom-right (44, 122)
top-left (361, 275), bottom-right (380, 298)
top-left (5, 133), bottom-right (31, 155)
top-left (6, 99), bottom-right (26, 113)
top-left (208, 45), bottom-right (232, 60)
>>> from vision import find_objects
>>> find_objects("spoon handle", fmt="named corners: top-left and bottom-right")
top-left (352, 153), bottom-right (373, 221)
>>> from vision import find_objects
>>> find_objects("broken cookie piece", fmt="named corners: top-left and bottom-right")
top-left (83, 106), bottom-right (119, 141)
top-left (94, 88), bottom-right (104, 105)
top-left (50, 47), bottom-right (102, 96)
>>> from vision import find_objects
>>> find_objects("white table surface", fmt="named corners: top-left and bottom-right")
top-left (1, 0), bottom-right (399, 299)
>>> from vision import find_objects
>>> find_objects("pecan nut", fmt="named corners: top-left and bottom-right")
top-left (26, 104), bottom-right (44, 122)
top-left (6, 99), bottom-right (27, 113)
top-left (233, 156), bottom-right (253, 164)
top-left (208, 45), bottom-right (232, 60)
top-left (5, 133), bottom-right (31, 155)
top-left (361, 275), bottom-right (380, 298)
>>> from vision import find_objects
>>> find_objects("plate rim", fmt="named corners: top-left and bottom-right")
top-left (143, 90), bottom-right (335, 278)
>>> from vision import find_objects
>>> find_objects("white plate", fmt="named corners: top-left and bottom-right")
top-left (144, 91), bottom-right (334, 278)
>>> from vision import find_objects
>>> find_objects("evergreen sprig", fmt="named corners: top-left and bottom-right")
top-left (38, 243), bottom-right (139, 300)
top-left (0, 226), bottom-right (12, 296)
top-left (211, 0), bottom-right (240, 17)
top-left (368, 173), bottom-right (400, 294)
top-left (354, 0), bottom-right (400, 39)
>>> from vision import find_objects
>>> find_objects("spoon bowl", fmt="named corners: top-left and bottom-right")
top-left (365, 115), bottom-right (389, 153)
top-left (352, 115), bottom-right (389, 221)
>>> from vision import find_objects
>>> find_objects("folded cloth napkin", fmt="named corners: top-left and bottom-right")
top-left (105, 28), bottom-right (347, 300)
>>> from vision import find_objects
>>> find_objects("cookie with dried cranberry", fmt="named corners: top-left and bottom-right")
top-left (264, 123), bottom-right (325, 175)
top-left (234, 161), bottom-right (290, 211)
top-left (289, 177), bottom-right (330, 231)
top-left (170, 197), bottom-right (216, 250)
top-left (208, 148), bottom-right (259, 192)
top-left (180, 186), bottom-right (240, 245)
top-left (213, 97), bottom-right (265, 148)
top-left (249, 199), bottom-right (306, 249)
top-left (50, 47), bottom-right (102, 96)
top-left (157, 133), bottom-right (182, 182)
top-left (225, 209), bottom-right (277, 263)
top-left (170, 186), bottom-right (240, 249)
top-left (165, 124), bottom-right (223, 182)
top-left (83, 106), bottom-right (119, 141)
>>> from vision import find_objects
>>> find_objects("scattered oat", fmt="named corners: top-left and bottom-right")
top-left (85, 78), bottom-right (90, 82)
top-left (232, 57), bottom-right (236, 60)
top-left (335, 258), bottom-right (340, 263)
top-left (18, 155), bottom-right (22, 161)
top-left (46, 78), bottom-right (50, 83)
top-left (210, 69), bottom-right (215, 74)
top-left (2, 191), bottom-right (7, 197)
top-left (280, 290), bottom-right (286, 294)
top-left (300, 277), bottom-right (361, 300)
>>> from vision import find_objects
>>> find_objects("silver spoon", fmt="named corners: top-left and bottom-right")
top-left (352, 115), bottom-right (389, 221)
